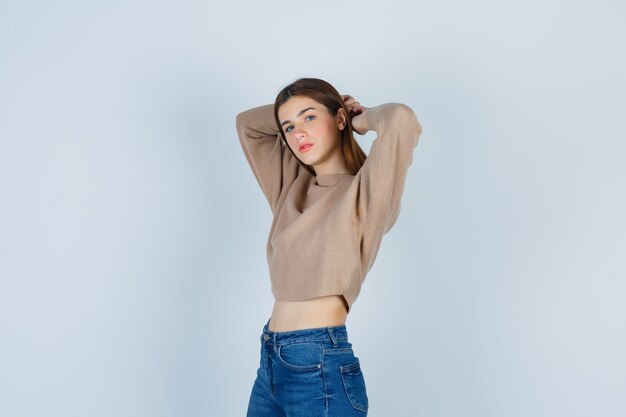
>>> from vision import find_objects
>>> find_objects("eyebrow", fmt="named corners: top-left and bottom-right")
top-left (280, 107), bottom-right (316, 127)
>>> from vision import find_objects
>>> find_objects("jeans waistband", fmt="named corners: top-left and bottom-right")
top-left (261, 316), bottom-right (349, 345)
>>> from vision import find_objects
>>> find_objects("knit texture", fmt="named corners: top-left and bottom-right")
top-left (235, 102), bottom-right (422, 313)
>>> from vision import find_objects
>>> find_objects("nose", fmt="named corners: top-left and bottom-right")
top-left (290, 124), bottom-right (306, 138)
top-left (295, 129), bottom-right (306, 140)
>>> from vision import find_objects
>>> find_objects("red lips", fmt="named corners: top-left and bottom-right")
top-left (299, 143), bottom-right (314, 152)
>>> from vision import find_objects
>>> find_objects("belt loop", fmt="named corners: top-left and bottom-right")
top-left (273, 331), bottom-right (277, 352)
top-left (327, 326), bottom-right (338, 347)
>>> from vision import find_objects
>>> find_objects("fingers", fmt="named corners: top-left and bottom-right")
top-left (342, 95), bottom-right (366, 118)
top-left (348, 103), bottom-right (363, 115)
top-left (342, 95), bottom-right (357, 107)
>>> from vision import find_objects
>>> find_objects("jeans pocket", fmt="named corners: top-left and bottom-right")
top-left (277, 342), bottom-right (323, 371)
top-left (340, 359), bottom-right (369, 413)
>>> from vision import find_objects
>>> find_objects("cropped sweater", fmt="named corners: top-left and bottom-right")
top-left (235, 102), bottom-right (422, 313)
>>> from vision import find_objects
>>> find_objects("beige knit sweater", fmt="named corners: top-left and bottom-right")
top-left (235, 102), bottom-right (422, 313)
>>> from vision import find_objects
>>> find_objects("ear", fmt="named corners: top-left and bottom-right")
top-left (336, 108), bottom-right (348, 131)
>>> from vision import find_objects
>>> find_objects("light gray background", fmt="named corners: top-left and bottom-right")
top-left (1, 1), bottom-right (624, 416)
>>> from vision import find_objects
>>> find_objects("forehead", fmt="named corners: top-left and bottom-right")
top-left (278, 96), bottom-right (321, 121)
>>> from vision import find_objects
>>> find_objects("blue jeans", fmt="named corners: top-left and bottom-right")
top-left (246, 317), bottom-right (369, 416)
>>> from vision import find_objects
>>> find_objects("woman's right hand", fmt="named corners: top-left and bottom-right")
top-left (341, 94), bottom-right (369, 135)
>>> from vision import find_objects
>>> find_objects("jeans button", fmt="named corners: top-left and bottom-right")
top-left (263, 334), bottom-right (270, 341)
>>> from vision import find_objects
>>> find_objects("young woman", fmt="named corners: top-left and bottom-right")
top-left (235, 78), bottom-right (423, 416)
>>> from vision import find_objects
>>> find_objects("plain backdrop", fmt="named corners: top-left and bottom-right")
top-left (1, 1), bottom-right (624, 416)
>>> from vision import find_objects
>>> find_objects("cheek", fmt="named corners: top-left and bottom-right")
top-left (323, 121), bottom-right (340, 136)
top-left (286, 138), bottom-right (298, 151)
top-left (320, 123), bottom-right (340, 143)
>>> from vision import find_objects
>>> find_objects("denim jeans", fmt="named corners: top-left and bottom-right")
top-left (246, 317), bottom-right (369, 416)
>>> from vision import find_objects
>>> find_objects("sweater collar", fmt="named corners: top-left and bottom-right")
top-left (315, 173), bottom-right (354, 187)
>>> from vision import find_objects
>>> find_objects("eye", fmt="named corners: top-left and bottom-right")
top-left (285, 115), bottom-right (315, 133)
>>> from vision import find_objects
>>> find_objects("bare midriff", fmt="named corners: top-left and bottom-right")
top-left (268, 295), bottom-right (349, 332)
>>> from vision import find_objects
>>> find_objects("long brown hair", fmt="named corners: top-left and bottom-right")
top-left (273, 77), bottom-right (367, 177)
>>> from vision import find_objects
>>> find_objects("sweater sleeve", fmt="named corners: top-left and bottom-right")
top-left (235, 103), bottom-right (302, 214)
top-left (356, 103), bottom-right (423, 272)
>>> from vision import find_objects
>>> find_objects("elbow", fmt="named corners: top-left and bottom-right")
top-left (235, 105), bottom-right (259, 127)
top-left (235, 111), bottom-right (248, 131)
top-left (393, 103), bottom-right (423, 138)
top-left (235, 110), bottom-right (257, 138)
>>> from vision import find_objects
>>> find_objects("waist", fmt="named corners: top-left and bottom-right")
top-left (262, 318), bottom-right (349, 345)
top-left (269, 295), bottom-right (348, 332)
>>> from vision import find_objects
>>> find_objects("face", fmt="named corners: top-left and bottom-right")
top-left (277, 95), bottom-right (347, 171)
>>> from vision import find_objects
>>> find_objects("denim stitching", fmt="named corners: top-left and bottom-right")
top-left (340, 361), bottom-right (368, 413)
top-left (276, 341), bottom-right (323, 371)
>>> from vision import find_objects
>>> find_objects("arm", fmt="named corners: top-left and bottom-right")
top-left (235, 104), bottom-right (302, 214)
top-left (355, 103), bottom-right (423, 268)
